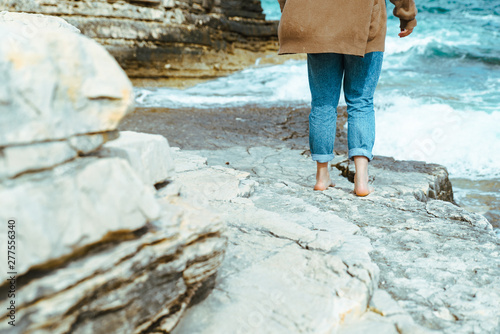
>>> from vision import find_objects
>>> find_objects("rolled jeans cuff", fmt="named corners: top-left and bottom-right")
top-left (349, 148), bottom-right (373, 162)
top-left (312, 153), bottom-right (334, 163)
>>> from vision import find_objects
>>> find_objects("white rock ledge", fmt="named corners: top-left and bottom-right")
top-left (97, 130), bottom-right (176, 185)
top-left (0, 131), bottom-right (118, 179)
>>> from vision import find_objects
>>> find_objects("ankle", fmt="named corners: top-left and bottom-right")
top-left (317, 162), bottom-right (328, 169)
top-left (316, 162), bottom-right (329, 173)
top-left (355, 171), bottom-right (368, 179)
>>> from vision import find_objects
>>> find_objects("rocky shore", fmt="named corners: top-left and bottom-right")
top-left (120, 106), bottom-right (500, 333)
top-left (1, 0), bottom-right (290, 82)
top-left (1, 9), bottom-right (499, 334)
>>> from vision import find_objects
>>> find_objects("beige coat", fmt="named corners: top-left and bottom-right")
top-left (277, 0), bottom-right (417, 56)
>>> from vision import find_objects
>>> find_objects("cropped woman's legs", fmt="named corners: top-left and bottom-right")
top-left (307, 52), bottom-right (383, 194)
top-left (307, 53), bottom-right (343, 190)
top-left (343, 52), bottom-right (384, 195)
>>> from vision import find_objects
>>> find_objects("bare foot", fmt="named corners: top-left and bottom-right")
top-left (314, 176), bottom-right (335, 191)
top-left (354, 172), bottom-right (374, 196)
top-left (314, 162), bottom-right (335, 191)
top-left (353, 156), bottom-right (374, 197)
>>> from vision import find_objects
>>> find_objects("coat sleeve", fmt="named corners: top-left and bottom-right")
top-left (390, 0), bottom-right (417, 30)
top-left (278, 0), bottom-right (286, 12)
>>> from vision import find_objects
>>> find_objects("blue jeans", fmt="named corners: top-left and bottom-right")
top-left (307, 52), bottom-right (383, 163)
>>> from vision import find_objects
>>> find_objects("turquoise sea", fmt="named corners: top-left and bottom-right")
top-left (136, 0), bottom-right (500, 234)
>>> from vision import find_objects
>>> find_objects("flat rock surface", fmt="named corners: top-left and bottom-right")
top-left (183, 146), bottom-right (500, 333)
top-left (119, 106), bottom-right (333, 152)
top-left (171, 149), bottom-right (429, 334)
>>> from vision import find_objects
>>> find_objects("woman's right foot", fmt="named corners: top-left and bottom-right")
top-left (354, 172), bottom-right (374, 196)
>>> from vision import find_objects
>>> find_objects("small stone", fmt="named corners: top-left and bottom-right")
top-left (162, 0), bottom-right (175, 8)
top-left (68, 131), bottom-right (119, 155)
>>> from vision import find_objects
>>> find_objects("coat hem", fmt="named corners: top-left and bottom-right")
top-left (278, 44), bottom-right (384, 57)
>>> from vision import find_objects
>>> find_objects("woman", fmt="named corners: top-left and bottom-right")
top-left (277, 0), bottom-right (417, 196)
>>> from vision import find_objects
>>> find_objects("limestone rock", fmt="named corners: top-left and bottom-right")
top-left (168, 149), bottom-right (424, 334)
top-left (425, 199), bottom-right (493, 231)
top-left (162, 0), bottom-right (175, 8)
top-left (172, 147), bottom-right (209, 172)
top-left (173, 166), bottom-right (255, 207)
top-left (169, 150), bottom-right (376, 333)
top-left (0, 141), bottom-right (76, 179)
top-left (173, 146), bottom-right (499, 334)
top-left (0, 131), bottom-right (118, 179)
top-left (0, 191), bottom-right (226, 334)
top-left (0, 0), bottom-right (285, 80)
top-left (0, 143), bottom-right (228, 334)
top-left (0, 11), bottom-right (134, 146)
top-left (0, 10), bottom-right (80, 34)
top-left (0, 157), bottom-right (160, 277)
top-left (68, 131), bottom-right (120, 155)
top-left (97, 131), bottom-right (175, 185)
top-left (0, 12), bottom-right (132, 177)
top-left (335, 156), bottom-right (455, 203)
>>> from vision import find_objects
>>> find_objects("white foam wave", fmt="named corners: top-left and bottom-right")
top-left (463, 12), bottom-right (500, 24)
top-left (135, 60), bottom-right (310, 108)
top-left (373, 95), bottom-right (500, 179)
top-left (385, 29), bottom-right (481, 56)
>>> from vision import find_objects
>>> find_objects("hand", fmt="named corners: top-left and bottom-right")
top-left (398, 28), bottom-right (413, 38)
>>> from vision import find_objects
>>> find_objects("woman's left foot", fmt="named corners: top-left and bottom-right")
top-left (314, 170), bottom-right (335, 191)
top-left (314, 178), bottom-right (335, 191)
top-left (314, 162), bottom-right (335, 191)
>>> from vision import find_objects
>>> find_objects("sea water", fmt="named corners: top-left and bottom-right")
top-left (135, 0), bottom-right (500, 233)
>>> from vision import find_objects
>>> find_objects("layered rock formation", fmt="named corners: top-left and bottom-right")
top-left (0, 0), bottom-right (282, 81)
top-left (0, 13), bottom-right (226, 333)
